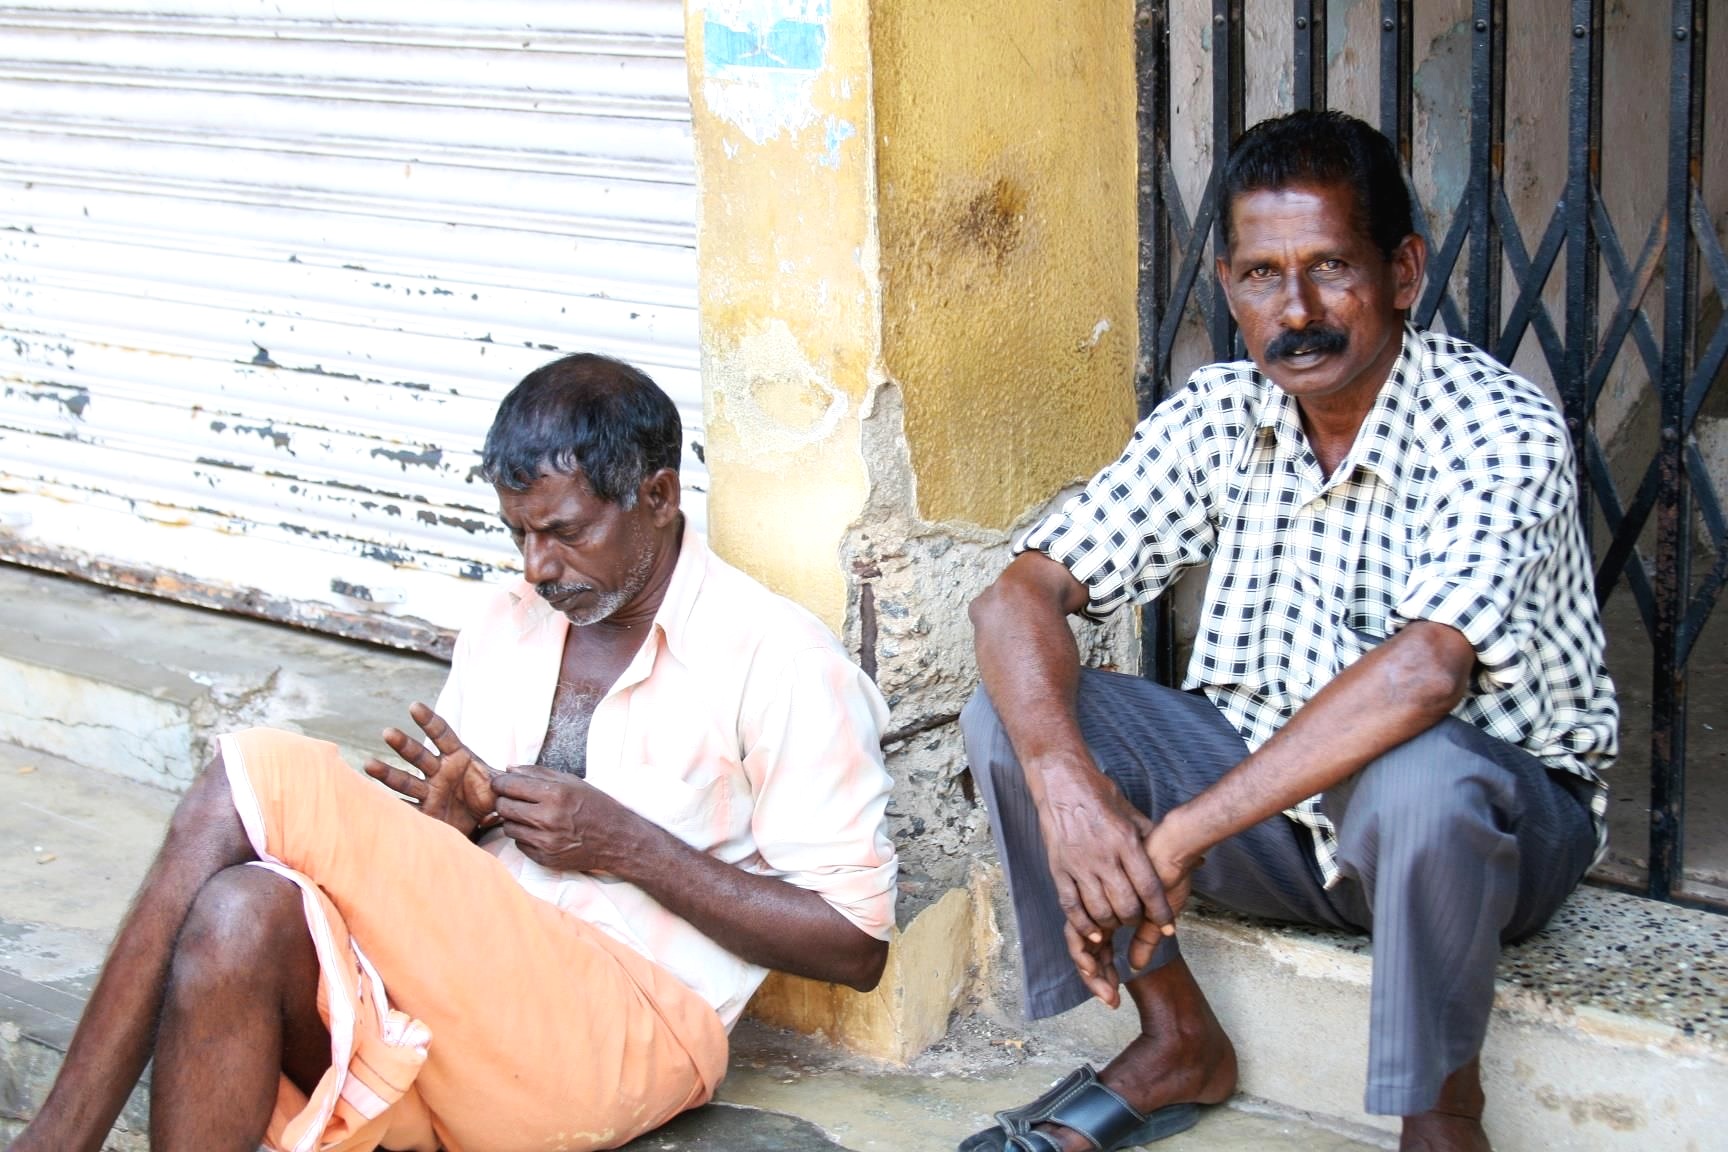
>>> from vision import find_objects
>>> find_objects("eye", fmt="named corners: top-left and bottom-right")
top-left (1314, 258), bottom-right (1343, 273)
top-left (1246, 265), bottom-right (1275, 280)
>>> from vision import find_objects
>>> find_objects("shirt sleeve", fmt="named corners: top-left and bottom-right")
top-left (1393, 425), bottom-right (1574, 688)
top-left (1017, 377), bottom-right (1218, 619)
top-left (739, 645), bottom-right (898, 941)
top-left (432, 625), bottom-right (471, 733)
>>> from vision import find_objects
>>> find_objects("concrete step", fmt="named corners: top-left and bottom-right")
top-left (1, 562), bottom-right (1724, 1149)
top-left (0, 563), bottom-right (449, 794)
top-left (0, 741), bottom-right (1386, 1151)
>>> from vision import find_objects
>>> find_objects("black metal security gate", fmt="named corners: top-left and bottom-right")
top-left (1134, 0), bottom-right (1726, 910)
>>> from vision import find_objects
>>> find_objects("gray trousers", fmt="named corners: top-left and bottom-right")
top-left (961, 668), bottom-right (1597, 1116)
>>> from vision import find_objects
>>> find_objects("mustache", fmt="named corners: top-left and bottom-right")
top-left (1265, 325), bottom-right (1349, 361)
top-left (536, 581), bottom-right (592, 602)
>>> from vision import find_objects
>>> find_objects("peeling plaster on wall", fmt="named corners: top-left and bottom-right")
top-left (706, 318), bottom-right (848, 454)
top-left (820, 117), bottom-right (857, 168)
top-left (1328, 0), bottom-right (1364, 69)
top-left (844, 383), bottom-right (1135, 893)
top-left (701, 1), bottom-right (832, 145)
top-left (1411, 18), bottom-right (1472, 225)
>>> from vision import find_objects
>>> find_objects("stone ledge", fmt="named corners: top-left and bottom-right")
top-left (747, 884), bottom-right (979, 1064)
top-left (1025, 886), bottom-right (1728, 1151)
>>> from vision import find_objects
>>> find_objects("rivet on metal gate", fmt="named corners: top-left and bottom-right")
top-left (1476, 19), bottom-right (1488, 32)
top-left (1215, 14), bottom-right (1225, 26)
top-left (1573, 24), bottom-right (1586, 37)
top-left (1663, 426), bottom-right (1681, 443)
top-left (1296, 16), bottom-right (1308, 29)
top-left (1675, 27), bottom-right (1689, 41)
top-left (1383, 18), bottom-right (1395, 32)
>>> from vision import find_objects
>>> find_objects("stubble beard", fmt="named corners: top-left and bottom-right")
top-left (555, 537), bottom-right (657, 627)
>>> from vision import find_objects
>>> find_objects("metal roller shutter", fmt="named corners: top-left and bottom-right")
top-left (0, 0), bottom-right (704, 655)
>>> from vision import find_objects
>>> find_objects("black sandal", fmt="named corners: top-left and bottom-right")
top-left (956, 1064), bottom-right (1200, 1152)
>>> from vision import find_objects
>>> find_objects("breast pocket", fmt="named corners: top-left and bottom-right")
top-left (598, 766), bottom-right (734, 853)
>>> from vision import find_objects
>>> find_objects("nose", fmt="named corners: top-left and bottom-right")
top-left (1279, 270), bottom-right (1323, 330)
top-left (521, 533), bottom-right (559, 586)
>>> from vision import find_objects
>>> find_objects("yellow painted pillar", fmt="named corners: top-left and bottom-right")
top-left (686, 0), bottom-right (1139, 1062)
top-left (685, 0), bottom-right (879, 631)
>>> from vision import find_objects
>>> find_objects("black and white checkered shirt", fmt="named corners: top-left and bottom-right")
top-left (1021, 326), bottom-right (1617, 884)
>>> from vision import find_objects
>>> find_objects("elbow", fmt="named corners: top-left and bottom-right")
top-left (842, 937), bottom-right (890, 993)
top-left (968, 578), bottom-right (1006, 636)
top-left (1385, 623), bottom-right (1474, 720)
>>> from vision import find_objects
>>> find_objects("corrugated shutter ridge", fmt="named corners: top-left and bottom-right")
top-left (0, 0), bottom-right (705, 655)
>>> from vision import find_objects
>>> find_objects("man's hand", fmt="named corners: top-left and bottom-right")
top-left (490, 765), bottom-right (656, 876)
top-left (365, 702), bottom-right (499, 838)
top-left (1036, 761), bottom-right (1176, 1008)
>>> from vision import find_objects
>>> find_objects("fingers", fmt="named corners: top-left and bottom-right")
top-left (1102, 845), bottom-right (1164, 928)
top-left (1126, 916), bottom-right (1167, 972)
top-left (408, 703), bottom-right (467, 759)
top-left (1053, 871), bottom-right (1109, 948)
top-left (364, 758), bottom-right (428, 802)
top-left (381, 727), bottom-right (441, 778)
top-left (1119, 842), bottom-right (1174, 936)
top-left (1063, 921), bottom-right (1120, 1008)
top-left (1138, 838), bottom-right (1179, 935)
top-left (490, 769), bottom-right (567, 802)
top-left (1073, 872), bottom-right (1135, 941)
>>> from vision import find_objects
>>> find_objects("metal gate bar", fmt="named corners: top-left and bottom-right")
top-left (1133, 0), bottom-right (1723, 910)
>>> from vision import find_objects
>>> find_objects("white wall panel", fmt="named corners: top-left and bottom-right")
top-left (0, 1), bottom-right (704, 654)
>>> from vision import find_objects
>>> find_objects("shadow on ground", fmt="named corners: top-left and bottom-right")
top-left (619, 1102), bottom-right (853, 1151)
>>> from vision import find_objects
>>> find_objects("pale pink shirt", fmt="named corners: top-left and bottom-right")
top-left (434, 527), bottom-right (897, 1028)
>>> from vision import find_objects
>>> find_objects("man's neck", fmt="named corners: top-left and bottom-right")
top-left (583, 516), bottom-right (684, 637)
top-left (1297, 391), bottom-right (1379, 478)
top-left (1292, 325), bottom-right (1405, 478)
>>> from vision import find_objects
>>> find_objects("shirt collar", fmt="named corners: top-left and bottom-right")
top-left (1247, 323), bottom-right (1421, 489)
top-left (504, 518), bottom-right (708, 664)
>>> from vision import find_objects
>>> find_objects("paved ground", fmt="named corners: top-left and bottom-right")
top-left (0, 742), bottom-right (1389, 1152)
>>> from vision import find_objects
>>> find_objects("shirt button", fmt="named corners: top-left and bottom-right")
top-left (1292, 669), bottom-right (1311, 687)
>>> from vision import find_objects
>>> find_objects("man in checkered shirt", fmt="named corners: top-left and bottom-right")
top-left (959, 111), bottom-right (1616, 1152)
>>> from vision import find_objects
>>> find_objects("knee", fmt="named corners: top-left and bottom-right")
top-left (169, 866), bottom-right (304, 994)
top-left (163, 754), bottom-right (250, 854)
top-left (1345, 725), bottom-right (1509, 843)
top-left (959, 686), bottom-right (1021, 794)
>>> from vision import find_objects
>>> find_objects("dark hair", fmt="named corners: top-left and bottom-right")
top-left (481, 353), bottom-right (682, 505)
top-left (1220, 110), bottom-right (1413, 259)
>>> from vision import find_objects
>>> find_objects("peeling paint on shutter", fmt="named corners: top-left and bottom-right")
top-left (0, 0), bottom-right (703, 655)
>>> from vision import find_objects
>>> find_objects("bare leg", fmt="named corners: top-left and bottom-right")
top-left (7, 758), bottom-right (256, 1152)
top-left (1032, 956), bottom-right (1238, 1151)
top-left (151, 864), bottom-right (328, 1152)
top-left (1399, 1057), bottom-right (1490, 1152)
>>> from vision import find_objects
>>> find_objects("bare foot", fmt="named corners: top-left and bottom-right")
top-left (1400, 1057), bottom-right (1490, 1152)
top-left (1032, 958), bottom-right (1237, 1152)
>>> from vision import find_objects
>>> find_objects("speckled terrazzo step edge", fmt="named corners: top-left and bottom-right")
top-left (1198, 886), bottom-right (1727, 1055)
top-left (1132, 887), bottom-right (1728, 1150)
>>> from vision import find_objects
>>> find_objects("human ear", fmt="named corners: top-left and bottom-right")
top-left (639, 468), bottom-right (682, 528)
top-left (1391, 232), bottom-right (1426, 312)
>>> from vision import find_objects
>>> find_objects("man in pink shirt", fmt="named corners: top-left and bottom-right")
top-left (10, 354), bottom-right (898, 1152)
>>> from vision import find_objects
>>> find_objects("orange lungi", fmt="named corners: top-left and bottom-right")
top-left (216, 728), bottom-right (729, 1152)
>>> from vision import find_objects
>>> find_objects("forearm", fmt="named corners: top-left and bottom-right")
top-left (1159, 621), bottom-right (1476, 869)
top-left (615, 823), bottom-right (888, 991)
